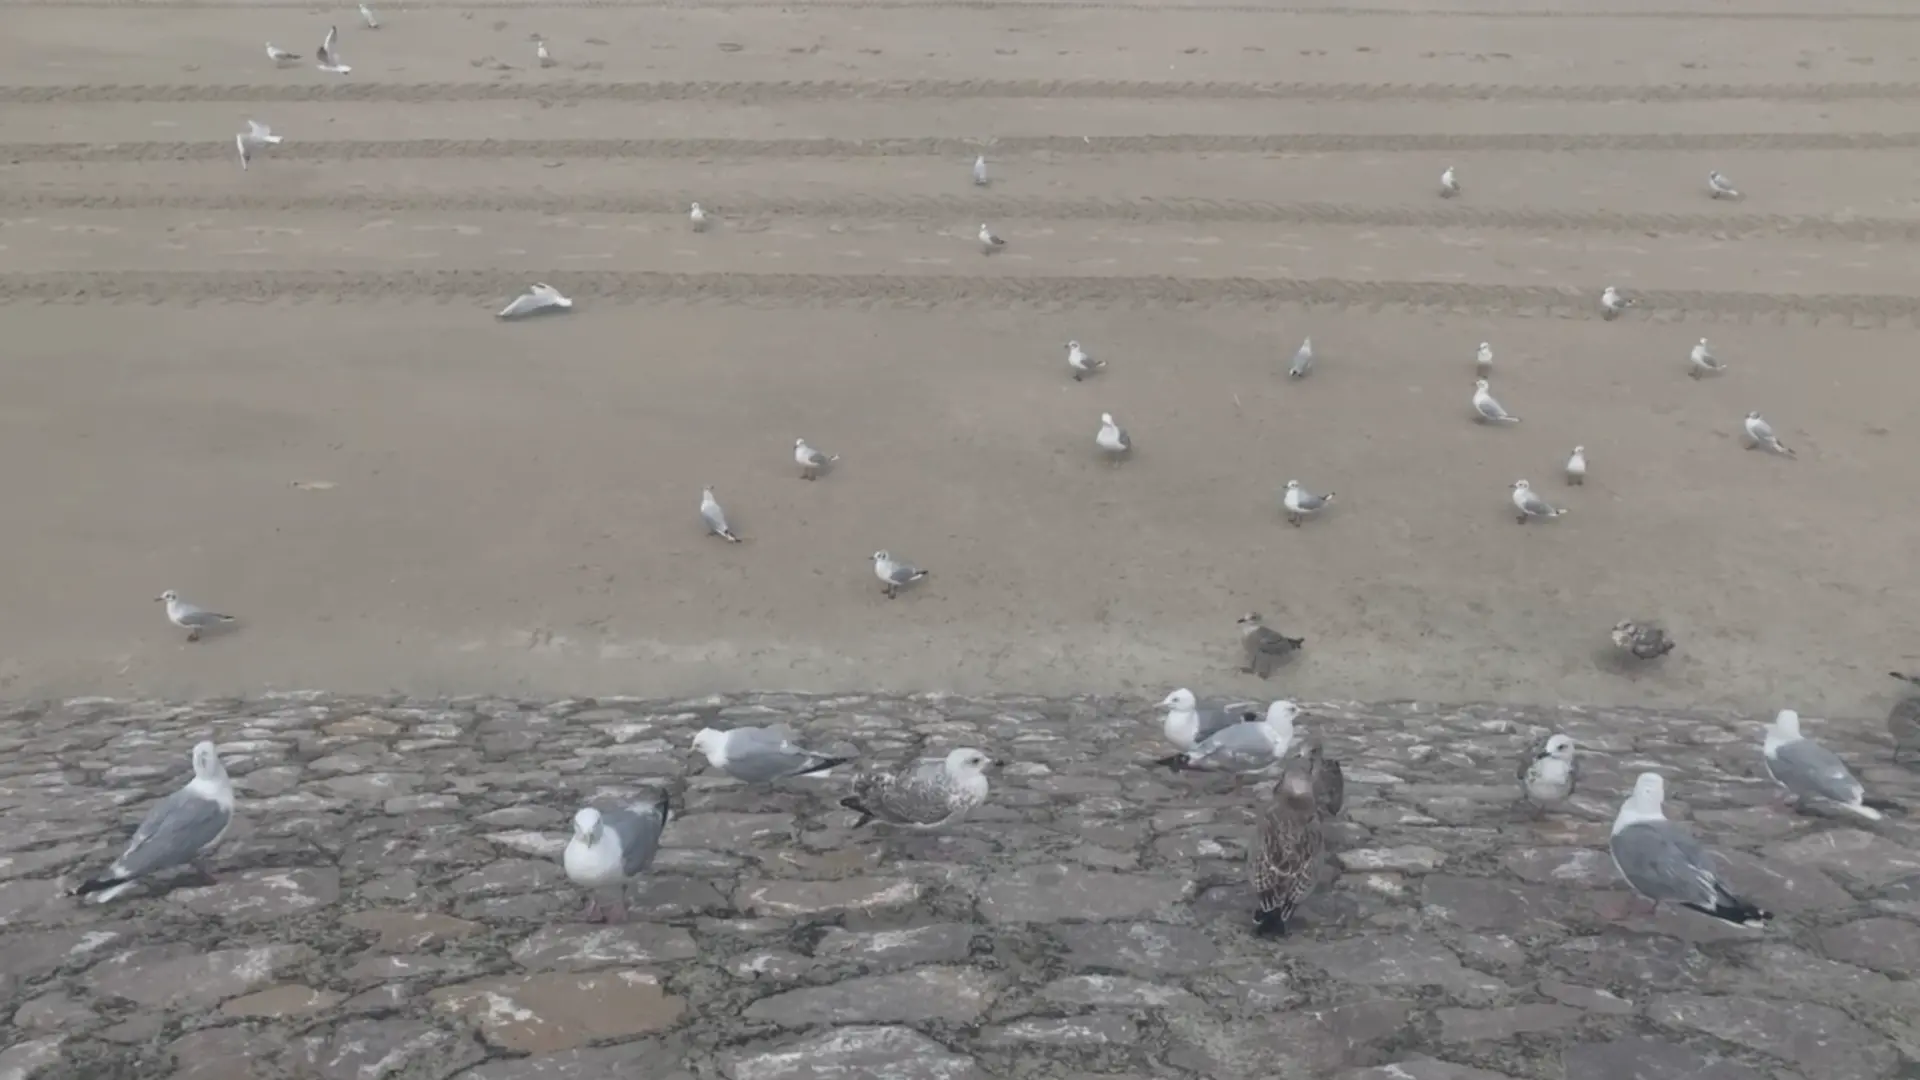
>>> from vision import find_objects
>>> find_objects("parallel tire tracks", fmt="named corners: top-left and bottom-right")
top-left (1, 271), bottom-right (1913, 325)
top-left (6, 191), bottom-right (1914, 244)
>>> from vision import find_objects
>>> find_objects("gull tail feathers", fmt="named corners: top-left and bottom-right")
top-left (1682, 890), bottom-right (1771, 929)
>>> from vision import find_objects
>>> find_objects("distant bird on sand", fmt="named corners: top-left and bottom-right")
top-left (265, 43), bottom-right (300, 64)
top-left (871, 550), bottom-right (929, 598)
top-left (1707, 171), bottom-right (1740, 199)
top-left (497, 282), bottom-right (572, 319)
top-left (1066, 340), bottom-right (1105, 381)
top-left (1607, 772), bottom-right (1770, 927)
top-left (1689, 338), bottom-right (1727, 378)
top-left (700, 486), bottom-right (742, 542)
top-left (1763, 709), bottom-right (1896, 821)
top-left (1475, 341), bottom-right (1493, 374)
top-left (1439, 165), bottom-right (1460, 197)
top-left (1611, 620), bottom-right (1675, 660)
top-left (316, 25), bottom-right (351, 73)
top-left (537, 37), bottom-right (556, 67)
top-left (972, 155), bottom-right (989, 186)
top-left (1473, 379), bottom-right (1520, 424)
top-left (1096, 413), bottom-right (1132, 463)
top-left (1251, 755), bottom-right (1325, 937)
top-left (794, 438), bottom-right (838, 480)
top-left (359, 3), bottom-right (379, 28)
top-left (75, 742), bottom-right (233, 902)
top-left (1288, 337), bottom-right (1314, 378)
top-left (1236, 613), bottom-right (1304, 679)
top-left (1602, 286), bottom-right (1632, 320)
top-left (690, 202), bottom-right (709, 232)
top-left (1281, 480), bottom-right (1334, 526)
top-left (1565, 446), bottom-right (1587, 485)
top-left (157, 591), bottom-right (236, 642)
top-left (1517, 733), bottom-right (1577, 814)
top-left (1510, 480), bottom-right (1567, 524)
top-left (978, 223), bottom-right (1006, 254)
top-left (235, 119), bottom-right (281, 171)
top-left (1743, 411), bottom-right (1796, 457)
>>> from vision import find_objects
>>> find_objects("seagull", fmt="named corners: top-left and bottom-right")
top-left (1743, 411), bottom-right (1795, 457)
top-left (536, 37), bottom-right (555, 67)
top-left (1472, 379), bottom-right (1520, 424)
top-left (1763, 709), bottom-right (1895, 820)
top-left (1611, 620), bottom-right (1675, 660)
top-left (1236, 614), bottom-right (1304, 679)
top-left (1251, 756), bottom-right (1325, 937)
top-left (1601, 286), bottom-right (1632, 320)
top-left (794, 438), bottom-right (838, 480)
top-left (972, 155), bottom-right (988, 186)
top-left (690, 202), bottom-right (709, 232)
top-left (265, 43), bottom-right (300, 64)
top-left (1889, 672), bottom-right (1920, 763)
top-left (1294, 736), bottom-right (1344, 818)
top-left (841, 748), bottom-right (999, 831)
top-left (1154, 700), bottom-right (1299, 775)
top-left (563, 792), bottom-right (670, 923)
top-left (1689, 338), bottom-right (1726, 378)
top-left (1096, 413), bottom-right (1131, 463)
top-left (1517, 733), bottom-right (1577, 815)
top-left (1511, 480), bottom-right (1568, 524)
top-left (1288, 337), bottom-right (1314, 378)
top-left (1282, 480), bottom-right (1335, 526)
top-left (691, 726), bottom-right (853, 784)
top-left (1439, 165), bottom-right (1460, 197)
top-left (1158, 688), bottom-right (1261, 751)
top-left (700, 486), bottom-right (742, 542)
top-left (871, 550), bottom-right (929, 599)
top-left (316, 25), bottom-right (351, 73)
top-left (1607, 773), bottom-right (1770, 927)
top-left (1707, 171), bottom-right (1739, 199)
top-left (235, 120), bottom-right (281, 172)
top-left (359, 2), bottom-right (379, 28)
top-left (74, 742), bottom-right (233, 903)
top-left (497, 282), bottom-right (573, 319)
top-left (156, 591), bottom-right (236, 643)
top-left (1565, 446), bottom-right (1587, 486)
top-left (1475, 341), bottom-right (1493, 374)
top-left (1066, 340), bottom-right (1105, 381)
top-left (978, 223), bottom-right (1006, 254)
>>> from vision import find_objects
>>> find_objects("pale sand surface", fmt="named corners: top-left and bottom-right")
top-left (0, 0), bottom-right (1916, 716)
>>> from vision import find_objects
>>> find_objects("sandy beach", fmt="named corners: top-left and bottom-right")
top-left (0, 0), bottom-right (1916, 717)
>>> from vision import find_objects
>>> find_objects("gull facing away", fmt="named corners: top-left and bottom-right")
top-left (1707, 171), bottom-right (1739, 199)
top-left (1282, 480), bottom-right (1335, 526)
top-left (841, 748), bottom-right (1000, 830)
top-left (1295, 736), bottom-right (1344, 817)
top-left (265, 43), bottom-right (300, 64)
top-left (1288, 337), bottom-right (1314, 378)
top-left (1889, 671), bottom-right (1920, 763)
top-left (1743, 411), bottom-right (1795, 457)
top-left (700, 486), bottom-right (742, 543)
top-left (1066, 340), bottom-right (1105, 381)
top-left (157, 590), bottom-right (236, 642)
top-left (1439, 165), bottom-right (1460, 197)
top-left (1472, 379), bottom-right (1519, 424)
top-left (1096, 412), bottom-right (1132, 463)
top-left (1154, 700), bottom-right (1300, 775)
top-left (1601, 286), bottom-right (1632, 320)
top-left (871, 550), bottom-right (928, 598)
top-left (1159, 688), bottom-right (1261, 751)
top-left (1608, 772), bottom-right (1771, 927)
top-left (74, 742), bottom-right (234, 903)
top-left (978, 223), bottom-right (1006, 254)
top-left (1611, 620), bottom-right (1675, 661)
top-left (1689, 338), bottom-right (1727, 378)
top-left (692, 725), bottom-right (853, 783)
top-left (1511, 480), bottom-right (1567, 525)
top-left (794, 438), bottom-right (838, 480)
top-left (972, 155), bottom-right (988, 186)
top-left (235, 119), bottom-right (281, 172)
top-left (563, 791), bottom-right (669, 923)
top-left (1252, 756), bottom-right (1325, 937)
top-left (359, 3), bottom-right (379, 28)
top-left (690, 202), bottom-right (709, 232)
top-left (1517, 734), bottom-right (1577, 815)
top-left (1236, 614), bottom-right (1304, 680)
top-left (1565, 446), bottom-right (1586, 486)
top-left (1763, 709), bottom-right (1896, 820)
top-left (1476, 341), bottom-right (1493, 374)
top-left (316, 25), bottom-right (350, 73)
top-left (497, 282), bottom-right (573, 319)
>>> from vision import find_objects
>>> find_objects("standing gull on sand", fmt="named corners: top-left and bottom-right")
top-left (1096, 413), bottom-right (1132, 463)
top-left (1510, 480), bottom-right (1567, 524)
top-left (1743, 412), bottom-right (1796, 457)
top-left (690, 203), bottom-right (709, 232)
top-left (1602, 286), bottom-right (1632, 320)
top-left (871, 550), bottom-right (929, 598)
top-left (359, 3), bottom-right (379, 28)
top-left (265, 43), bottom-right (299, 64)
top-left (794, 438), bottom-right (838, 480)
top-left (1235, 614), bottom-right (1304, 679)
top-left (692, 726), bottom-right (852, 783)
top-left (1066, 341), bottom-right (1105, 381)
top-left (841, 748), bottom-right (999, 830)
top-left (157, 590), bottom-right (236, 642)
top-left (536, 37), bottom-right (555, 67)
top-left (700, 486), bottom-right (742, 542)
top-left (972, 155), bottom-right (989, 186)
top-left (1475, 341), bottom-right (1493, 374)
top-left (1607, 773), bottom-right (1770, 927)
top-left (1517, 733), bottom-right (1577, 814)
top-left (1282, 480), bottom-right (1334, 526)
top-left (1251, 757), bottom-right (1325, 937)
top-left (1707, 171), bottom-right (1740, 199)
top-left (1472, 379), bottom-right (1520, 424)
top-left (1611, 620), bottom-right (1675, 660)
top-left (1565, 447), bottom-right (1586, 486)
top-left (1159, 688), bottom-right (1260, 750)
top-left (563, 791), bottom-right (670, 923)
top-left (1689, 338), bottom-right (1727, 378)
top-left (1154, 700), bottom-right (1299, 774)
top-left (978, 223), bottom-right (1006, 254)
top-left (1762, 709), bottom-right (1895, 820)
top-left (1439, 166), bottom-right (1460, 197)
top-left (497, 282), bottom-right (572, 319)
top-left (75, 742), bottom-right (233, 903)
top-left (1288, 337), bottom-right (1314, 379)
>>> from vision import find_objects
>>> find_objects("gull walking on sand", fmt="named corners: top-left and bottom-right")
top-left (1517, 734), bottom-right (1577, 815)
top-left (1439, 165), bottom-right (1460, 197)
top-left (1288, 337), bottom-right (1314, 378)
top-left (157, 591), bottom-right (236, 642)
top-left (1607, 773), bottom-right (1770, 927)
top-left (1602, 286), bottom-right (1632, 320)
top-left (871, 550), bottom-right (928, 598)
top-left (842, 749), bottom-right (1000, 830)
top-left (690, 202), bottom-right (709, 232)
top-left (794, 438), bottom-right (838, 480)
top-left (978, 223), bottom-right (1006, 254)
top-left (1689, 338), bottom-right (1727, 378)
top-left (316, 25), bottom-right (351, 73)
top-left (1743, 411), bottom-right (1795, 457)
top-left (1476, 341), bottom-right (1493, 374)
top-left (497, 282), bottom-right (572, 319)
top-left (1236, 615), bottom-right (1305, 679)
top-left (1565, 446), bottom-right (1587, 486)
top-left (1763, 709), bottom-right (1896, 820)
top-left (265, 43), bottom-right (300, 64)
top-left (536, 37), bottom-right (555, 67)
top-left (74, 742), bottom-right (233, 903)
top-left (563, 791), bottom-right (669, 923)
top-left (1473, 379), bottom-right (1520, 424)
top-left (1252, 756), bottom-right (1325, 937)
top-left (1282, 480), bottom-right (1334, 526)
top-left (359, 3), bottom-right (379, 28)
top-left (1511, 480), bottom-right (1567, 524)
top-left (1707, 171), bottom-right (1739, 199)
top-left (1154, 700), bottom-right (1300, 775)
top-left (972, 155), bottom-right (989, 186)
top-left (1096, 413), bottom-right (1132, 463)
top-left (1159, 688), bottom-right (1261, 751)
top-left (1066, 341), bottom-right (1105, 381)
top-left (235, 119), bottom-right (281, 171)
top-left (1611, 620), bottom-right (1675, 660)
top-left (692, 726), bottom-right (853, 783)
top-left (700, 486), bottom-right (742, 542)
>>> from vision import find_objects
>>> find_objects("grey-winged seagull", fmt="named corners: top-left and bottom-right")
top-left (978, 223), bottom-right (1006, 254)
top-left (235, 120), bottom-right (281, 172)
top-left (1067, 341), bottom-right (1105, 381)
top-left (1764, 708), bottom-right (1894, 820)
top-left (1475, 341), bottom-right (1493, 373)
top-left (563, 791), bottom-right (670, 923)
top-left (1158, 688), bottom-right (1260, 750)
top-left (973, 155), bottom-right (988, 186)
top-left (690, 202), bottom-right (709, 232)
top-left (1473, 379), bottom-right (1520, 424)
top-left (360, 3), bottom-right (379, 28)
top-left (1154, 700), bottom-right (1299, 774)
top-left (871, 550), bottom-right (928, 598)
top-left (794, 438), bottom-right (838, 480)
top-left (74, 741), bottom-right (234, 902)
top-left (841, 748), bottom-right (999, 830)
top-left (1282, 480), bottom-right (1334, 526)
top-left (1096, 412), bottom-right (1131, 463)
top-left (692, 725), bottom-right (853, 783)
top-left (498, 282), bottom-right (573, 319)
top-left (1743, 411), bottom-right (1795, 457)
top-left (1707, 171), bottom-right (1739, 199)
top-left (1510, 480), bottom-right (1567, 524)
top-left (157, 590), bottom-right (236, 642)
top-left (701, 486), bottom-right (742, 542)
top-left (1235, 614), bottom-right (1304, 679)
top-left (1439, 165), bottom-right (1460, 197)
top-left (1602, 286), bottom-right (1632, 320)
top-left (1565, 446), bottom-right (1586, 486)
top-left (1252, 755), bottom-right (1325, 937)
top-left (265, 43), bottom-right (300, 64)
top-left (1607, 772), bottom-right (1770, 926)
top-left (1288, 337), bottom-right (1314, 378)
top-left (1689, 338), bottom-right (1726, 378)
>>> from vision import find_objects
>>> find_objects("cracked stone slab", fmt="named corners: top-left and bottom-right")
top-left (431, 969), bottom-right (686, 1052)
top-left (1647, 994), bottom-right (1898, 1077)
top-left (294, 1018), bottom-right (485, 1080)
top-left (975, 864), bottom-right (1191, 923)
top-left (168, 867), bottom-right (340, 919)
top-left (88, 943), bottom-right (314, 1008)
top-left (734, 877), bottom-right (921, 917)
top-left (720, 1026), bottom-right (981, 1080)
top-left (743, 965), bottom-right (996, 1026)
top-left (510, 923), bottom-right (699, 971)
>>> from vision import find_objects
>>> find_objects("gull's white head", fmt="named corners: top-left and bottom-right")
top-left (572, 807), bottom-right (604, 842)
top-left (1066, 340), bottom-right (1080, 351)
top-left (691, 202), bottom-right (704, 214)
top-left (1544, 734), bottom-right (1575, 759)
top-left (1286, 480), bottom-right (1301, 491)
top-left (702, 485), bottom-right (717, 498)
top-left (1770, 709), bottom-right (1802, 739)
top-left (794, 437), bottom-right (807, 448)
top-left (1698, 338), bottom-right (1709, 347)
top-left (1159, 688), bottom-right (1196, 711)
top-left (1513, 479), bottom-right (1532, 491)
top-left (156, 590), bottom-right (179, 604)
top-left (1572, 445), bottom-right (1585, 455)
top-left (1746, 410), bottom-right (1762, 421)
top-left (872, 550), bottom-right (891, 564)
top-left (1265, 700), bottom-right (1301, 728)
top-left (1479, 341), bottom-right (1489, 350)
top-left (691, 727), bottom-right (724, 757)
top-left (944, 747), bottom-right (997, 777)
top-left (191, 741), bottom-right (226, 779)
top-left (979, 223), bottom-right (989, 232)
top-left (1628, 772), bottom-right (1665, 809)
top-left (1475, 378), bottom-right (1490, 391)
top-left (1101, 412), bottom-right (1116, 426)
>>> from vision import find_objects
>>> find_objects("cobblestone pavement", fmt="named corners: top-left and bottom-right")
top-left (4, 693), bottom-right (1920, 1080)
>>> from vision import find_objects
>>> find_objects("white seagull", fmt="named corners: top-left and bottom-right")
top-left (1096, 412), bottom-right (1131, 462)
top-left (156, 590), bottom-right (237, 642)
top-left (1608, 773), bottom-right (1770, 927)
top-left (1282, 480), bottom-right (1335, 526)
top-left (972, 155), bottom-right (989, 186)
top-left (1689, 338), bottom-right (1727, 378)
top-left (1475, 341), bottom-right (1493, 374)
top-left (689, 202), bottom-right (709, 232)
top-left (563, 792), bottom-right (670, 923)
top-left (359, 3), bottom-right (379, 28)
top-left (794, 437), bottom-right (838, 480)
top-left (537, 37), bottom-right (555, 67)
top-left (1511, 480), bottom-right (1568, 524)
top-left (1707, 171), bottom-right (1739, 199)
top-left (74, 742), bottom-right (234, 903)
top-left (1517, 734), bottom-right (1578, 814)
top-left (235, 120), bottom-right (281, 171)
top-left (1565, 446), bottom-right (1587, 486)
top-left (871, 550), bottom-right (929, 598)
top-left (265, 43), bottom-right (300, 64)
top-left (316, 25), bottom-right (351, 73)
top-left (700, 486), bottom-right (742, 542)
top-left (1440, 165), bottom-right (1460, 197)
top-left (1743, 411), bottom-right (1796, 457)
top-left (978, 223), bottom-right (1006, 254)
top-left (497, 282), bottom-right (573, 319)
top-left (1601, 286), bottom-right (1632, 320)
top-left (1288, 337), bottom-right (1314, 379)
top-left (1763, 709), bottom-right (1894, 820)
top-left (1472, 378), bottom-right (1520, 424)
top-left (1066, 340), bottom-right (1105, 381)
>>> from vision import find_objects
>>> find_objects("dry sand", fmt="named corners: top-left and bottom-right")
top-left (1, 0), bottom-right (1917, 717)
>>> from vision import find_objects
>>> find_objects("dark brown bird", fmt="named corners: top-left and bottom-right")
top-left (1611, 620), bottom-right (1675, 660)
top-left (1238, 613), bottom-right (1305, 679)
top-left (1890, 672), bottom-right (1920, 762)
top-left (1292, 737), bottom-right (1344, 817)
top-left (1251, 756), bottom-right (1324, 938)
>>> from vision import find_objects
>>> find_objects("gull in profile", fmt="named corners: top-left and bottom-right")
top-left (1763, 709), bottom-right (1895, 820)
top-left (692, 725), bottom-right (853, 784)
top-left (1251, 755), bottom-right (1325, 937)
top-left (1689, 338), bottom-right (1726, 378)
top-left (563, 791), bottom-right (670, 923)
top-left (871, 550), bottom-right (929, 598)
top-left (1607, 772), bottom-right (1770, 927)
top-left (1158, 688), bottom-right (1260, 751)
top-left (265, 43), bottom-right (300, 64)
top-left (1472, 378), bottom-right (1520, 424)
top-left (1601, 286), bottom-right (1632, 320)
top-left (690, 202), bottom-right (709, 232)
top-left (1439, 165), bottom-right (1460, 197)
top-left (1154, 700), bottom-right (1299, 775)
top-left (1096, 412), bottom-right (1131, 463)
top-left (74, 742), bottom-right (234, 903)
top-left (1475, 341), bottom-right (1493, 374)
top-left (978, 223), bottom-right (1006, 254)
top-left (1565, 446), bottom-right (1586, 486)
top-left (1611, 620), bottom-right (1675, 660)
top-left (700, 486), bottom-right (742, 543)
top-left (841, 748), bottom-right (1000, 831)
top-left (316, 25), bottom-right (351, 73)
top-left (1743, 411), bottom-right (1795, 457)
top-left (972, 155), bottom-right (989, 186)
top-left (794, 438), bottom-right (838, 480)
top-left (497, 282), bottom-right (573, 319)
top-left (1066, 340), bottom-right (1105, 381)
top-left (1707, 171), bottom-right (1739, 199)
top-left (235, 120), bottom-right (281, 172)
top-left (536, 37), bottom-right (556, 67)
top-left (1288, 337), bottom-right (1314, 378)
top-left (1510, 480), bottom-right (1567, 524)
top-left (359, 3), bottom-right (379, 28)
top-left (1517, 733), bottom-right (1577, 815)
top-left (1282, 480), bottom-right (1335, 526)
top-left (1235, 615), bottom-right (1304, 680)
top-left (156, 590), bottom-right (237, 642)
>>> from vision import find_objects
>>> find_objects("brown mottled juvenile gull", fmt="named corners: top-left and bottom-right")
top-left (1607, 773), bottom-right (1769, 927)
top-left (1517, 733), bottom-right (1577, 814)
top-left (1251, 756), bottom-right (1325, 937)
top-left (1763, 709), bottom-right (1896, 820)
top-left (75, 742), bottom-right (233, 903)
top-left (1294, 737), bottom-right (1343, 817)
top-left (1236, 614), bottom-right (1304, 679)
top-left (563, 791), bottom-right (670, 923)
top-left (841, 748), bottom-right (999, 831)
top-left (1611, 620), bottom-right (1675, 660)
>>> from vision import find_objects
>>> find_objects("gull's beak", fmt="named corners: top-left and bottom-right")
top-left (1157, 694), bottom-right (1176, 707)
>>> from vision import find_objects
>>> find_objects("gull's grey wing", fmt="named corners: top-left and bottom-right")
top-left (725, 726), bottom-right (830, 782)
top-left (1518, 490), bottom-right (1556, 515)
top-left (1114, 428), bottom-right (1132, 451)
top-left (854, 761), bottom-right (952, 825)
top-left (802, 447), bottom-right (830, 467)
top-left (1252, 800), bottom-right (1323, 920)
top-left (884, 560), bottom-right (924, 585)
top-left (172, 603), bottom-right (233, 628)
top-left (1193, 701), bottom-right (1260, 743)
top-left (1190, 722), bottom-right (1278, 768)
top-left (601, 796), bottom-right (670, 877)
top-left (1289, 347), bottom-right (1312, 375)
top-left (114, 789), bottom-right (230, 880)
top-left (1245, 627), bottom-right (1301, 660)
top-left (701, 501), bottom-right (730, 535)
top-left (1610, 821), bottom-right (1720, 907)
top-left (1769, 739), bottom-right (1864, 804)
top-left (1476, 397), bottom-right (1506, 419)
top-left (1751, 417), bottom-right (1777, 441)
